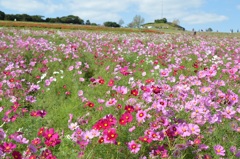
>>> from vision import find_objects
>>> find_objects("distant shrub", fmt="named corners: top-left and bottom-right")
top-left (154, 18), bottom-right (167, 23)
top-left (103, 21), bottom-right (120, 28)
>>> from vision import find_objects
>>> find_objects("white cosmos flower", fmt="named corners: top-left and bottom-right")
top-left (53, 71), bottom-right (59, 74)
top-left (40, 73), bottom-right (47, 80)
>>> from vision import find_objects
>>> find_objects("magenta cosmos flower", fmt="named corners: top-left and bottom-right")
top-left (0, 142), bottom-right (16, 153)
top-left (128, 140), bottom-right (141, 154)
top-left (214, 144), bottom-right (225, 156)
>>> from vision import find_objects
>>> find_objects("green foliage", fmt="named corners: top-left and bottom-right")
top-left (0, 10), bottom-right (5, 20)
top-left (85, 20), bottom-right (91, 25)
top-left (155, 18), bottom-right (167, 23)
top-left (104, 21), bottom-right (121, 28)
top-left (206, 28), bottom-right (213, 32)
top-left (2, 12), bottom-right (84, 25)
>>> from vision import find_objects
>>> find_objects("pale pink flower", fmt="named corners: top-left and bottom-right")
top-left (177, 123), bottom-right (191, 137)
top-left (160, 68), bottom-right (170, 77)
top-left (78, 90), bottom-right (83, 97)
top-left (214, 144), bottom-right (225, 156)
top-left (105, 65), bottom-right (110, 71)
top-left (97, 99), bottom-right (105, 104)
top-left (68, 66), bottom-right (74, 71)
top-left (128, 140), bottom-right (141, 154)
top-left (115, 86), bottom-right (128, 94)
top-left (129, 126), bottom-right (136, 132)
top-left (188, 124), bottom-right (200, 135)
top-left (79, 78), bottom-right (85, 82)
top-left (198, 70), bottom-right (207, 78)
top-left (136, 110), bottom-right (147, 123)
top-left (68, 122), bottom-right (79, 131)
top-left (105, 98), bottom-right (117, 107)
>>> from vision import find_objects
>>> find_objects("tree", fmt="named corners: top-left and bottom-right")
top-left (103, 21), bottom-right (120, 27)
top-left (129, 15), bottom-right (144, 28)
top-left (127, 22), bottom-right (134, 28)
top-left (85, 20), bottom-right (91, 25)
top-left (0, 10), bottom-right (5, 20)
top-left (206, 28), bottom-right (213, 32)
top-left (172, 19), bottom-right (180, 26)
top-left (118, 19), bottom-right (124, 26)
top-left (155, 18), bottom-right (167, 23)
top-left (4, 14), bottom-right (15, 21)
top-left (31, 15), bottom-right (44, 22)
top-left (91, 23), bottom-right (97, 26)
top-left (21, 14), bottom-right (32, 21)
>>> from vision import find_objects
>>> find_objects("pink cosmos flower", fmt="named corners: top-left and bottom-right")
top-left (228, 93), bottom-right (238, 106)
top-left (105, 98), bottom-right (117, 107)
top-left (79, 77), bottom-right (85, 82)
top-left (177, 123), bottom-right (191, 137)
top-left (68, 66), bottom-right (74, 71)
top-left (188, 124), bottom-right (200, 135)
top-left (222, 106), bottom-right (236, 119)
top-left (44, 133), bottom-right (61, 147)
top-left (68, 114), bottom-right (73, 123)
top-left (68, 122), bottom-right (79, 131)
top-left (115, 86), bottom-right (128, 94)
top-left (31, 138), bottom-right (41, 145)
top-left (214, 144), bottom-right (225, 156)
top-left (198, 70), bottom-right (207, 78)
top-left (120, 66), bottom-right (130, 76)
top-left (0, 142), bottom-right (16, 153)
top-left (82, 130), bottom-right (95, 141)
top-left (78, 90), bottom-right (83, 97)
top-left (0, 128), bottom-right (6, 140)
top-left (136, 110), bottom-right (147, 123)
top-left (158, 99), bottom-right (167, 109)
top-left (105, 65), bottom-right (110, 71)
top-left (127, 140), bottom-right (141, 154)
top-left (129, 126), bottom-right (136, 132)
top-left (206, 69), bottom-right (217, 77)
top-left (108, 79), bottom-right (114, 87)
top-left (227, 67), bottom-right (238, 75)
top-left (45, 79), bottom-right (51, 86)
top-left (119, 112), bottom-right (133, 125)
top-left (26, 96), bottom-right (36, 103)
top-left (105, 114), bottom-right (117, 126)
top-left (103, 128), bottom-right (118, 143)
top-left (160, 68), bottom-right (170, 77)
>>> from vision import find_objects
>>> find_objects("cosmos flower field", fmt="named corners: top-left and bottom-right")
top-left (0, 28), bottom-right (239, 159)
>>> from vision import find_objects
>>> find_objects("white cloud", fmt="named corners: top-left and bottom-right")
top-left (135, 0), bottom-right (228, 24)
top-left (0, 0), bottom-right (64, 14)
top-left (182, 13), bottom-right (228, 24)
top-left (0, 0), bottom-right (228, 25)
top-left (72, 10), bottom-right (121, 23)
top-left (67, 0), bottom-right (129, 22)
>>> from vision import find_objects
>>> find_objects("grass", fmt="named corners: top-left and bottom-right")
top-left (0, 20), bottom-right (165, 34)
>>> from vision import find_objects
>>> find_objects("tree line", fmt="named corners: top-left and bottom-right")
top-left (0, 10), bottom-right (147, 28)
top-left (0, 10), bottom-right (98, 25)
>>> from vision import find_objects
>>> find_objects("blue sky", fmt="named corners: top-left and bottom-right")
top-left (0, 0), bottom-right (239, 32)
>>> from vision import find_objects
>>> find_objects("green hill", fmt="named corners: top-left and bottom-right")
top-left (142, 22), bottom-right (185, 31)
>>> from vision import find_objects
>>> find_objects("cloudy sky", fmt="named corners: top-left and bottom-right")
top-left (0, 0), bottom-right (239, 32)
